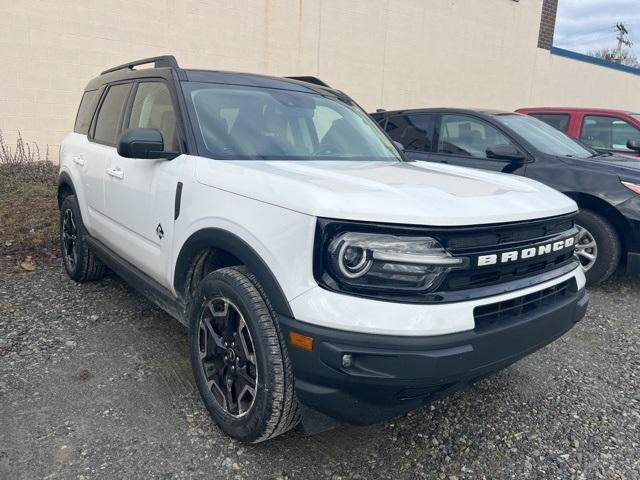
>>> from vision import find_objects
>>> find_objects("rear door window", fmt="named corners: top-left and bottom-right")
top-left (74, 90), bottom-right (98, 135)
top-left (384, 114), bottom-right (434, 152)
top-left (529, 113), bottom-right (570, 132)
top-left (92, 83), bottom-right (131, 146)
top-left (580, 115), bottom-right (640, 151)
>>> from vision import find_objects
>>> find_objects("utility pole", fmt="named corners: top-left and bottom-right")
top-left (615, 23), bottom-right (633, 64)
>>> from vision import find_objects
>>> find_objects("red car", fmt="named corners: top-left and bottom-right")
top-left (516, 107), bottom-right (640, 157)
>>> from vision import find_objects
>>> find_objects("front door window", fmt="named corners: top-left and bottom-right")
top-left (580, 115), bottom-right (640, 152)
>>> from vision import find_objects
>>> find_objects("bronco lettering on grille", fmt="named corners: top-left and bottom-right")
top-left (477, 237), bottom-right (575, 267)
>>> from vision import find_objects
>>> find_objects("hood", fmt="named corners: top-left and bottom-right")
top-left (195, 158), bottom-right (577, 226)
top-left (593, 153), bottom-right (640, 170)
top-left (559, 153), bottom-right (640, 177)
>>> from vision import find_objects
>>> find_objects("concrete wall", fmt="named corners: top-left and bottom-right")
top-left (1, 0), bottom-right (639, 161)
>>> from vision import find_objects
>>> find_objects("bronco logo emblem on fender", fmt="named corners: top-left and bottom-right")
top-left (477, 237), bottom-right (575, 267)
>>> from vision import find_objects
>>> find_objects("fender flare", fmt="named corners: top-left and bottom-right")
top-left (173, 228), bottom-right (294, 317)
top-left (57, 171), bottom-right (77, 208)
top-left (563, 191), bottom-right (632, 249)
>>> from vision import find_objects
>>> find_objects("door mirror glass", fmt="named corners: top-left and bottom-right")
top-left (486, 144), bottom-right (526, 162)
top-left (627, 139), bottom-right (640, 151)
top-left (117, 128), bottom-right (172, 159)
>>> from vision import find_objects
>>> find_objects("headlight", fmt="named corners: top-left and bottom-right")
top-left (323, 231), bottom-right (463, 294)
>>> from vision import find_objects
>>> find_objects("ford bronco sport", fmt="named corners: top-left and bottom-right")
top-left (59, 56), bottom-right (588, 443)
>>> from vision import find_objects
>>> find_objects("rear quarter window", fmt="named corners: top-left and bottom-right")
top-left (529, 113), bottom-right (570, 132)
top-left (74, 90), bottom-right (98, 135)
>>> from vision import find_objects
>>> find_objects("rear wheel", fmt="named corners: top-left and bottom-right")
top-left (189, 266), bottom-right (300, 443)
top-left (59, 195), bottom-right (106, 282)
top-left (575, 209), bottom-right (620, 285)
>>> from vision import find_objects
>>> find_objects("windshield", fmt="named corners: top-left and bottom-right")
top-left (495, 114), bottom-right (597, 158)
top-left (183, 82), bottom-right (400, 161)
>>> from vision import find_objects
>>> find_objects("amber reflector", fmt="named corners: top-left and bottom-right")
top-left (289, 331), bottom-right (314, 351)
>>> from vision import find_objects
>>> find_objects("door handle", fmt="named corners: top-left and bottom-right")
top-left (72, 155), bottom-right (85, 166)
top-left (106, 167), bottom-right (124, 179)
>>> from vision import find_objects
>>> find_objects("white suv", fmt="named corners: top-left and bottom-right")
top-left (58, 56), bottom-right (588, 443)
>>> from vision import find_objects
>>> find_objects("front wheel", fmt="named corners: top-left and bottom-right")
top-left (188, 266), bottom-right (300, 443)
top-left (575, 209), bottom-right (621, 285)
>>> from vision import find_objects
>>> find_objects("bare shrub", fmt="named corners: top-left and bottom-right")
top-left (0, 130), bottom-right (56, 184)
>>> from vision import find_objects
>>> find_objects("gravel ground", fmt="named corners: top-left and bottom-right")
top-left (1, 265), bottom-right (638, 480)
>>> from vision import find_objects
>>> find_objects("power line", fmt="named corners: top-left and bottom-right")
top-left (560, 33), bottom-right (616, 47)
top-left (615, 22), bottom-right (633, 63)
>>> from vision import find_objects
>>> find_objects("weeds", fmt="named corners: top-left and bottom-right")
top-left (0, 130), bottom-right (56, 184)
top-left (0, 130), bottom-right (59, 269)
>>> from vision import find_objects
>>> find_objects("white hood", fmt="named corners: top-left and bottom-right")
top-left (195, 158), bottom-right (577, 226)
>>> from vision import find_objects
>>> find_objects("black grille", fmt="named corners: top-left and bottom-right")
top-left (441, 217), bottom-right (574, 251)
top-left (444, 252), bottom-right (575, 291)
top-left (437, 214), bottom-right (578, 292)
top-left (474, 279), bottom-right (573, 331)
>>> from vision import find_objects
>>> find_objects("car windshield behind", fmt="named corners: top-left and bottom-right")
top-left (495, 114), bottom-right (597, 158)
top-left (183, 82), bottom-right (400, 161)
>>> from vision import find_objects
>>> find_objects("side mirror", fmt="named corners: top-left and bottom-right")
top-left (627, 139), bottom-right (640, 152)
top-left (393, 141), bottom-right (405, 152)
top-left (117, 128), bottom-right (173, 159)
top-left (486, 144), bottom-right (526, 162)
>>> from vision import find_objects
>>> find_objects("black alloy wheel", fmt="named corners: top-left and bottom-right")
top-left (59, 195), bottom-right (106, 282)
top-left (197, 297), bottom-right (258, 417)
top-left (189, 266), bottom-right (300, 443)
top-left (61, 207), bottom-right (78, 271)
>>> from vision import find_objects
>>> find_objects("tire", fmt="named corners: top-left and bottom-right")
top-left (59, 195), bottom-right (106, 282)
top-left (575, 208), bottom-right (621, 286)
top-left (188, 266), bottom-right (300, 443)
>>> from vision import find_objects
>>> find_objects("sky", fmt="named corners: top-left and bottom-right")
top-left (554, 0), bottom-right (640, 56)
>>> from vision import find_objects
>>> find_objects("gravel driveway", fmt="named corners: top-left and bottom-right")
top-left (1, 265), bottom-right (638, 479)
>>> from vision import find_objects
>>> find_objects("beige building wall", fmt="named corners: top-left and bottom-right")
top-left (1, 0), bottom-right (639, 161)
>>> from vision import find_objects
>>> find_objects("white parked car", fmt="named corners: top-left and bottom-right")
top-left (58, 56), bottom-right (588, 442)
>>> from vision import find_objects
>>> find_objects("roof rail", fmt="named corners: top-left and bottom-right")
top-left (101, 55), bottom-right (179, 75)
top-left (286, 76), bottom-right (330, 87)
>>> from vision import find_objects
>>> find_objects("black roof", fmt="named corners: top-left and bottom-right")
top-left (371, 107), bottom-right (517, 117)
top-left (85, 55), bottom-right (338, 98)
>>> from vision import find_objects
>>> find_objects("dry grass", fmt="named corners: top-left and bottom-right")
top-left (0, 131), bottom-right (59, 271)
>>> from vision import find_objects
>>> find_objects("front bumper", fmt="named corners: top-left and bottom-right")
top-left (619, 198), bottom-right (640, 274)
top-left (628, 252), bottom-right (640, 275)
top-left (279, 283), bottom-right (588, 426)
top-left (626, 217), bottom-right (640, 274)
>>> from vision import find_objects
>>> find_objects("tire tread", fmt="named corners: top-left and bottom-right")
top-left (223, 266), bottom-right (300, 442)
top-left (190, 266), bottom-right (300, 443)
